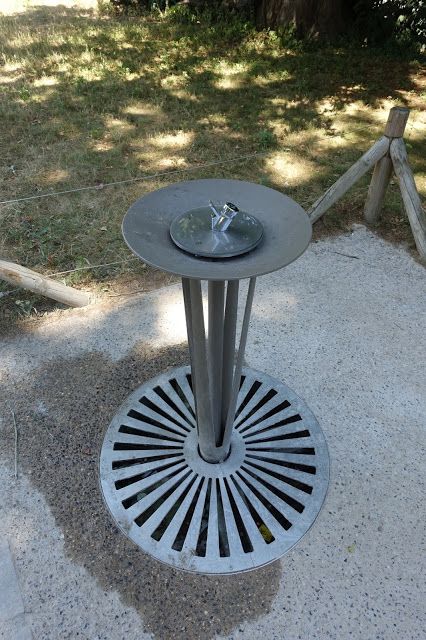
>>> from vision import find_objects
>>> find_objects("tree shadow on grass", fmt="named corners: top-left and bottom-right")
top-left (0, 3), bottom-right (423, 284)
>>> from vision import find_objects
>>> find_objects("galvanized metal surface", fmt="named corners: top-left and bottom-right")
top-left (100, 366), bottom-right (329, 574)
top-left (207, 280), bottom-right (225, 445)
top-left (169, 206), bottom-right (264, 258)
top-left (122, 179), bottom-right (311, 281)
top-left (182, 277), bottom-right (256, 464)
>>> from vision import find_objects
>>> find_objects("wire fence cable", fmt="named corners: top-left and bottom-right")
top-left (0, 151), bottom-right (268, 206)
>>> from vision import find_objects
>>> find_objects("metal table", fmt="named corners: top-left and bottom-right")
top-left (100, 179), bottom-right (329, 574)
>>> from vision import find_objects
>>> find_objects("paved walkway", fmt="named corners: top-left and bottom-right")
top-left (0, 226), bottom-right (425, 640)
top-left (0, 542), bottom-right (32, 639)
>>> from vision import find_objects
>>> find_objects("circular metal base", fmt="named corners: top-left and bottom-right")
top-left (100, 366), bottom-right (329, 574)
top-left (169, 207), bottom-right (264, 258)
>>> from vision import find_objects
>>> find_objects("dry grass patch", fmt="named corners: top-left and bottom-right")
top-left (0, 1), bottom-right (424, 322)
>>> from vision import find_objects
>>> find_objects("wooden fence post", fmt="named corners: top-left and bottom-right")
top-left (364, 107), bottom-right (410, 225)
top-left (390, 138), bottom-right (426, 261)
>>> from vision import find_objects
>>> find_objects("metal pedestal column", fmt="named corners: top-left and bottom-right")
top-left (182, 278), bottom-right (255, 464)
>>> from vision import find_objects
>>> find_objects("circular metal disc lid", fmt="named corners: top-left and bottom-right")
top-left (170, 207), bottom-right (264, 258)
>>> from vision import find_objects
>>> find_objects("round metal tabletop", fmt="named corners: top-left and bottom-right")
top-left (122, 179), bottom-right (312, 280)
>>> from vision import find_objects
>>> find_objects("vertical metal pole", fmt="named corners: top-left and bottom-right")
top-left (182, 277), bottom-right (254, 463)
top-left (208, 281), bottom-right (225, 446)
top-left (220, 277), bottom-right (256, 455)
top-left (184, 279), bottom-right (219, 463)
top-left (182, 278), bottom-right (196, 405)
top-left (182, 278), bottom-right (194, 364)
top-left (221, 280), bottom-right (239, 433)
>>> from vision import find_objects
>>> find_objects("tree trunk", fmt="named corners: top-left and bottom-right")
top-left (255, 0), bottom-right (351, 39)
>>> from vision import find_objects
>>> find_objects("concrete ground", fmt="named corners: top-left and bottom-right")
top-left (0, 225), bottom-right (425, 640)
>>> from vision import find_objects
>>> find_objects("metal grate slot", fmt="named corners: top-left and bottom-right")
top-left (100, 366), bottom-right (329, 574)
top-left (127, 408), bottom-right (189, 436)
top-left (239, 466), bottom-right (305, 513)
top-left (234, 388), bottom-right (278, 429)
top-left (238, 399), bottom-right (291, 433)
top-left (195, 478), bottom-right (212, 557)
top-left (223, 478), bottom-right (253, 553)
top-left (234, 380), bottom-right (262, 419)
top-left (235, 471), bottom-right (293, 531)
top-left (246, 446), bottom-right (315, 455)
top-left (242, 413), bottom-right (302, 438)
top-left (112, 452), bottom-right (183, 470)
top-left (134, 469), bottom-right (193, 526)
top-left (244, 428), bottom-right (310, 445)
top-left (118, 424), bottom-right (184, 443)
top-left (172, 477), bottom-right (205, 551)
top-left (121, 464), bottom-right (189, 509)
top-left (216, 480), bottom-right (230, 557)
top-left (186, 373), bottom-right (193, 392)
top-left (169, 378), bottom-right (196, 419)
top-left (113, 443), bottom-right (183, 451)
top-left (139, 395), bottom-right (190, 430)
top-left (153, 385), bottom-right (195, 428)
top-left (230, 474), bottom-right (275, 544)
top-left (151, 474), bottom-right (199, 541)
top-left (244, 460), bottom-right (313, 494)
top-left (114, 459), bottom-right (184, 490)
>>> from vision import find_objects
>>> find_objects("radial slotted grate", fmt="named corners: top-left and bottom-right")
top-left (100, 366), bottom-right (329, 574)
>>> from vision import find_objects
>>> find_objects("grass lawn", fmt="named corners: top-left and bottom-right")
top-left (0, 0), bottom-right (425, 320)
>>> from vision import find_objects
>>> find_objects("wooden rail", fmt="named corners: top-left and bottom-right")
top-left (0, 260), bottom-right (90, 307)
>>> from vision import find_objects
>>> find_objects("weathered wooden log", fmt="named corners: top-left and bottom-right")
top-left (308, 136), bottom-right (390, 224)
top-left (0, 260), bottom-right (90, 307)
top-left (364, 107), bottom-right (410, 224)
top-left (364, 155), bottom-right (393, 225)
top-left (390, 138), bottom-right (426, 260)
top-left (384, 106), bottom-right (410, 138)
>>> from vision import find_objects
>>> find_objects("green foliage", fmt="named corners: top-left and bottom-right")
top-left (167, 4), bottom-right (252, 41)
top-left (353, 0), bottom-right (426, 49)
top-left (257, 128), bottom-right (277, 149)
top-left (105, 0), bottom-right (425, 50)
top-left (15, 299), bottom-right (35, 317)
top-left (106, 0), bottom-right (253, 21)
top-left (167, 3), bottom-right (198, 24)
top-left (103, 0), bottom-right (153, 16)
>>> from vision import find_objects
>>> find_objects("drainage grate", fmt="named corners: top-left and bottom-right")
top-left (100, 366), bottom-right (329, 574)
